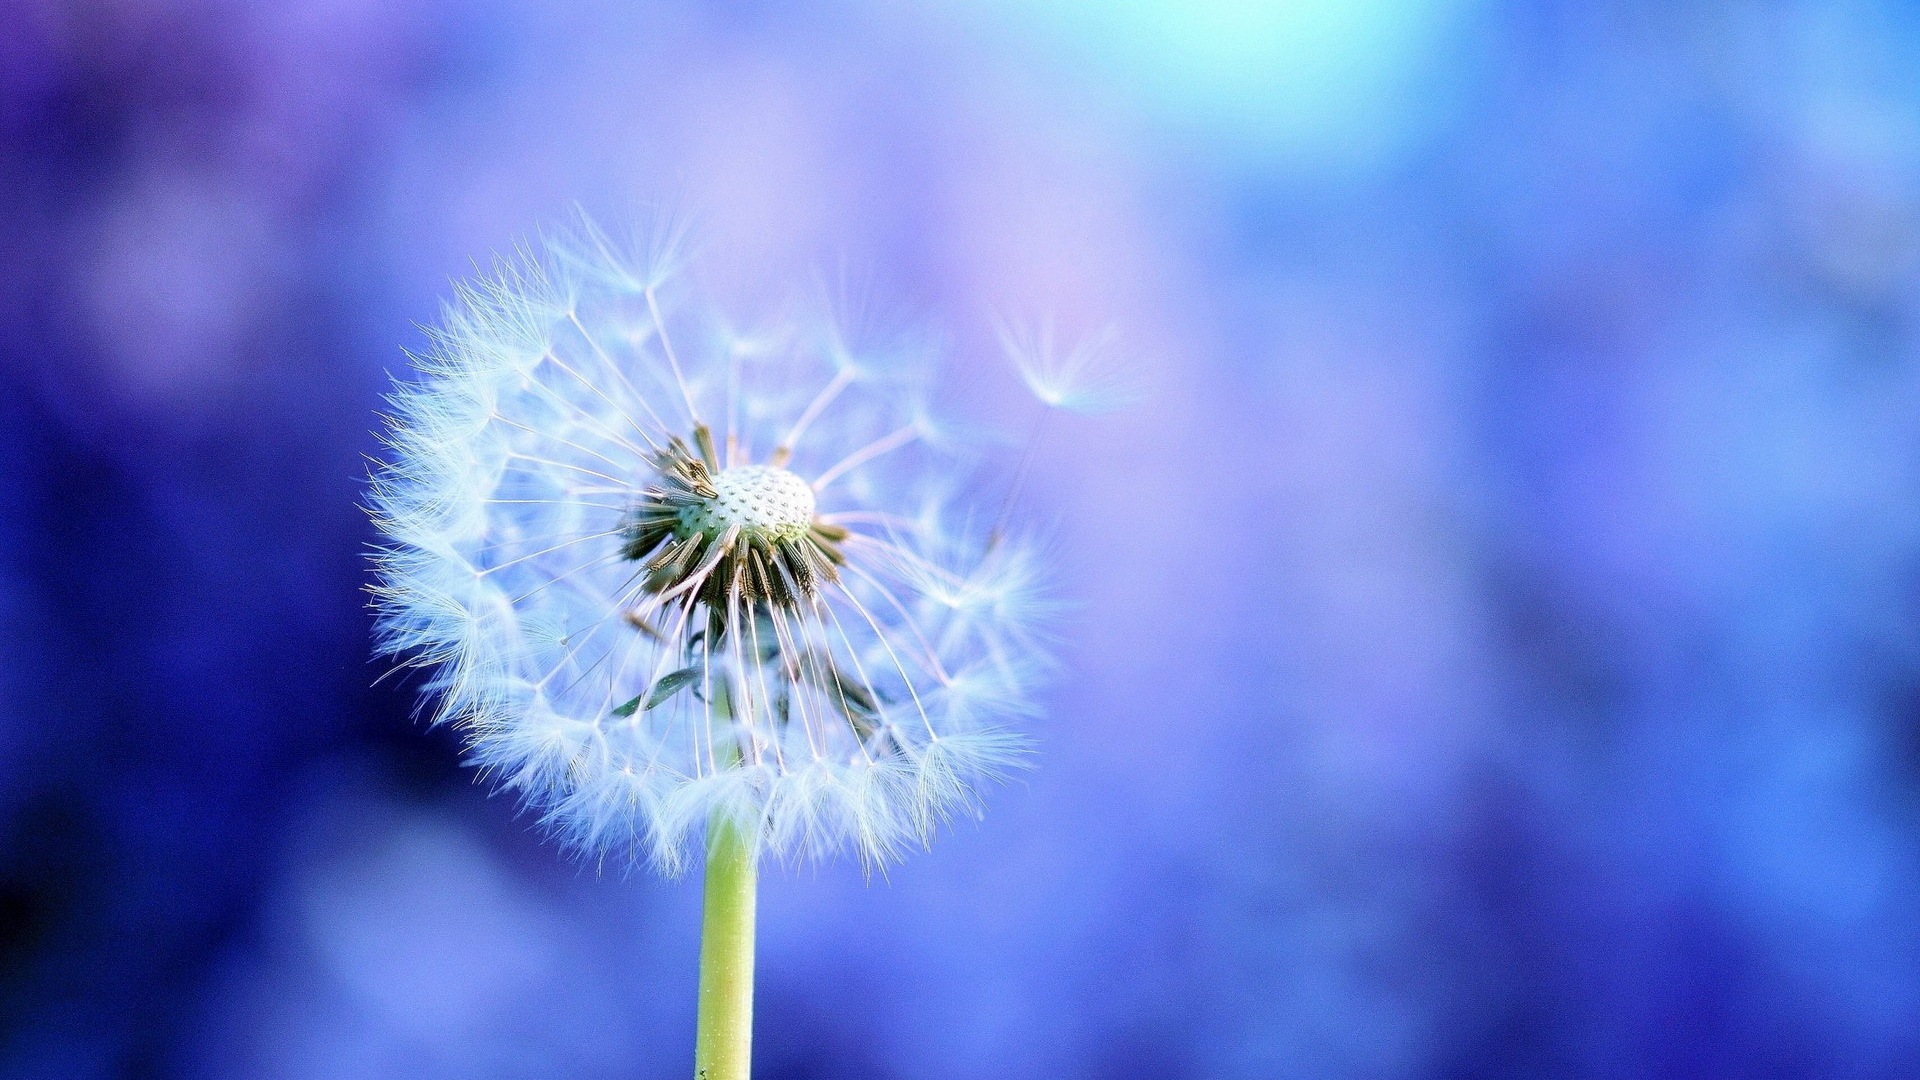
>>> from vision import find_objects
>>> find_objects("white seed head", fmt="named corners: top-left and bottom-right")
top-left (678, 465), bottom-right (816, 543)
top-left (368, 214), bottom-right (1052, 873)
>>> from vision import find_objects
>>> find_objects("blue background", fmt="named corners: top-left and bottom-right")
top-left (6, 1), bottom-right (1920, 1077)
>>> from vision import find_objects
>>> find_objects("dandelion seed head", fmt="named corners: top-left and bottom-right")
top-left (369, 215), bottom-right (1056, 872)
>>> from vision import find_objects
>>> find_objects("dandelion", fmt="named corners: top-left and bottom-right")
top-left (367, 216), bottom-right (1066, 1079)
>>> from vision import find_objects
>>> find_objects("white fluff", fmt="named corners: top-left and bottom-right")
top-left (368, 217), bottom-right (1048, 873)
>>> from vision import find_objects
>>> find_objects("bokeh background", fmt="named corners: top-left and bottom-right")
top-left (7, 1), bottom-right (1920, 1077)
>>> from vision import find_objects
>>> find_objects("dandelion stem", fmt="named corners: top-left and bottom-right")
top-left (693, 814), bottom-right (757, 1080)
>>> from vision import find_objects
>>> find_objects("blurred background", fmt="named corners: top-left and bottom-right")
top-left (6, 1), bottom-right (1920, 1077)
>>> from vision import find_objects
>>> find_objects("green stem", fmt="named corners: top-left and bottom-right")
top-left (693, 815), bottom-right (757, 1080)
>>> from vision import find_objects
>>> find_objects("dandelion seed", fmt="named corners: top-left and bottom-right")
top-left (997, 317), bottom-right (1143, 414)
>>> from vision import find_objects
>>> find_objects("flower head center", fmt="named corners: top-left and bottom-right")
top-left (623, 437), bottom-right (846, 614)
top-left (677, 465), bottom-right (816, 544)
